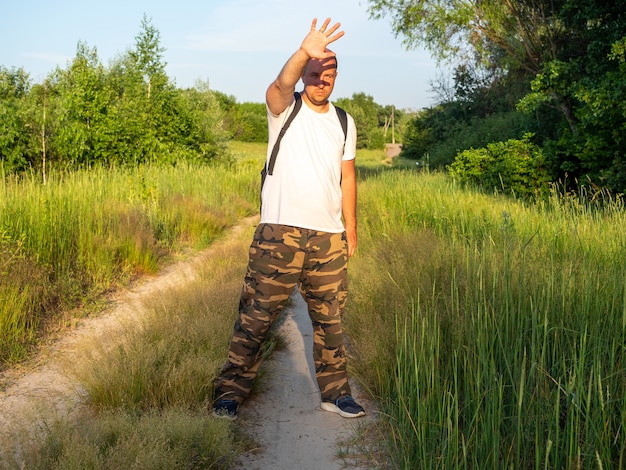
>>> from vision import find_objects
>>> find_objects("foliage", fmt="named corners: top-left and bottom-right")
top-left (0, 67), bottom-right (32, 173)
top-left (518, 34), bottom-right (626, 192)
top-left (0, 17), bottom-right (229, 175)
top-left (402, 105), bottom-right (535, 167)
top-left (448, 134), bottom-right (550, 197)
top-left (214, 91), bottom-right (268, 142)
top-left (335, 92), bottom-right (404, 149)
top-left (175, 82), bottom-right (231, 163)
top-left (367, 0), bottom-right (564, 74)
top-left (370, 0), bottom-right (626, 194)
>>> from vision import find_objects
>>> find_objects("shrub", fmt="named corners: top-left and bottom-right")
top-left (401, 107), bottom-right (535, 168)
top-left (448, 134), bottom-right (550, 197)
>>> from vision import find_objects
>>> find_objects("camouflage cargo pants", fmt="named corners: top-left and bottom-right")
top-left (213, 223), bottom-right (352, 404)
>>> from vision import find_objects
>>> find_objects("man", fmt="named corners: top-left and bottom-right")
top-left (212, 18), bottom-right (364, 420)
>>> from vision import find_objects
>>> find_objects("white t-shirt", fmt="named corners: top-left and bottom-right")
top-left (261, 96), bottom-right (357, 233)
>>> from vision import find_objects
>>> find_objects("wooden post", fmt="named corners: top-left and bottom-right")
top-left (391, 105), bottom-right (395, 144)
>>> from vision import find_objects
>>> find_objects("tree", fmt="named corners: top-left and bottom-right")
top-left (369, 0), bottom-right (626, 192)
top-left (50, 41), bottom-right (111, 166)
top-left (129, 14), bottom-right (167, 100)
top-left (515, 2), bottom-right (626, 190)
top-left (0, 67), bottom-right (32, 173)
top-left (335, 92), bottom-right (389, 149)
top-left (176, 81), bottom-right (229, 162)
top-left (104, 15), bottom-right (193, 164)
top-left (211, 91), bottom-right (268, 142)
top-left (367, 0), bottom-right (565, 74)
top-left (0, 19), bottom-right (232, 173)
top-left (366, 0), bottom-right (574, 126)
top-left (230, 102), bottom-right (268, 142)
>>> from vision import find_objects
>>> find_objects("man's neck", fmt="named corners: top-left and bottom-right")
top-left (301, 92), bottom-right (330, 113)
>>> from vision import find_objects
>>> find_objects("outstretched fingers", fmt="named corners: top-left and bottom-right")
top-left (309, 17), bottom-right (344, 44)
top-left (302, 18), bottom-right (345, 59)
top-left (319, 18), bottom-right (344, 42)
top-left (317, 17), bottom-right (331, 32)
top-left (324, 20), bottom-right (343, 40)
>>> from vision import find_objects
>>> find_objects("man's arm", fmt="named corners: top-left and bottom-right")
top-left (341, 159), bottom-right (357, 257)
top-left (266, 18), bottom-right (344, 116)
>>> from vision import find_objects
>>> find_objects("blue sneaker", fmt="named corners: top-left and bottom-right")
top-left (213, 399), bottom-right (238, 420)
top-left (321, 395), bottom-right (365, 418)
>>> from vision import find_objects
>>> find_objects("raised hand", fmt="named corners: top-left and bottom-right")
top-left (300, 18), bottom-right (344, 60)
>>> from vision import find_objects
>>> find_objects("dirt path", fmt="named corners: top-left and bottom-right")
top-left (0, 219), bottom-right (379, 468)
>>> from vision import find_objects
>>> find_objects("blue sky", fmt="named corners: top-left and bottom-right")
top-left (1, 0), bottom-right (446, 110)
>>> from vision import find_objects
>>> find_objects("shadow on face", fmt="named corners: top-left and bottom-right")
top-left (302, 58), bottom-right (338, 106)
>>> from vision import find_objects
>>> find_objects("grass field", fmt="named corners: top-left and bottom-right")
top-left (1, 142), bottom-right (624, 468)
top-left (348, 165), bottom-right (626, 468)
top-left (0, 148), bottom-right (261, 365)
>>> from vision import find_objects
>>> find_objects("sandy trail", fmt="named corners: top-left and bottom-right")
top-left (0, 219), bottom-right (378, 468)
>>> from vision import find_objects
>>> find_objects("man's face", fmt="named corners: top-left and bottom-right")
top-left (302, 58), bottom-right (337, 107)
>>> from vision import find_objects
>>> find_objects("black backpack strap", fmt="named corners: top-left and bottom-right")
top-left (335, 105), bottom-right (348, 141)
top-left (266, 92), bottom-right (302, 176)
top-left (334, 105), bottom-right (348, 155)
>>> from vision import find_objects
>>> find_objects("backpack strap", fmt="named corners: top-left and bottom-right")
top-left (335, 105), bottom-right (348, 143)
top-left (334, 105), bottom-right (349, 185)
top-left (266, 92), bottom-right (302, 176)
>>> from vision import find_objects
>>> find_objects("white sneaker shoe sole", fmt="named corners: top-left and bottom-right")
top-left (320, 401), bottom-right (366, 418)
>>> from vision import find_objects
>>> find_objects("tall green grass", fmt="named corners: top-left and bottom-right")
top-left (4, 143), bottom-right (625, 467)
top-left (0, 222), bottom-right (255, 469)
top-left (347, 169), bottom-right (626, 468)
top-left (0, 148), bottom-right (261, 365)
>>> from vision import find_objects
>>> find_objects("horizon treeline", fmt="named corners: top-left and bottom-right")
top-left (1, 16), bottom-right (236, 179)
top-left (1, 15), bottom-right (411, 180)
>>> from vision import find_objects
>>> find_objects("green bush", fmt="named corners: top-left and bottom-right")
top-left (403, 109), bottom-right (535, 169)
top-left (367, 126), bottom-right (385, 150)
top-left (448, 134), bottom-right (550, 197)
